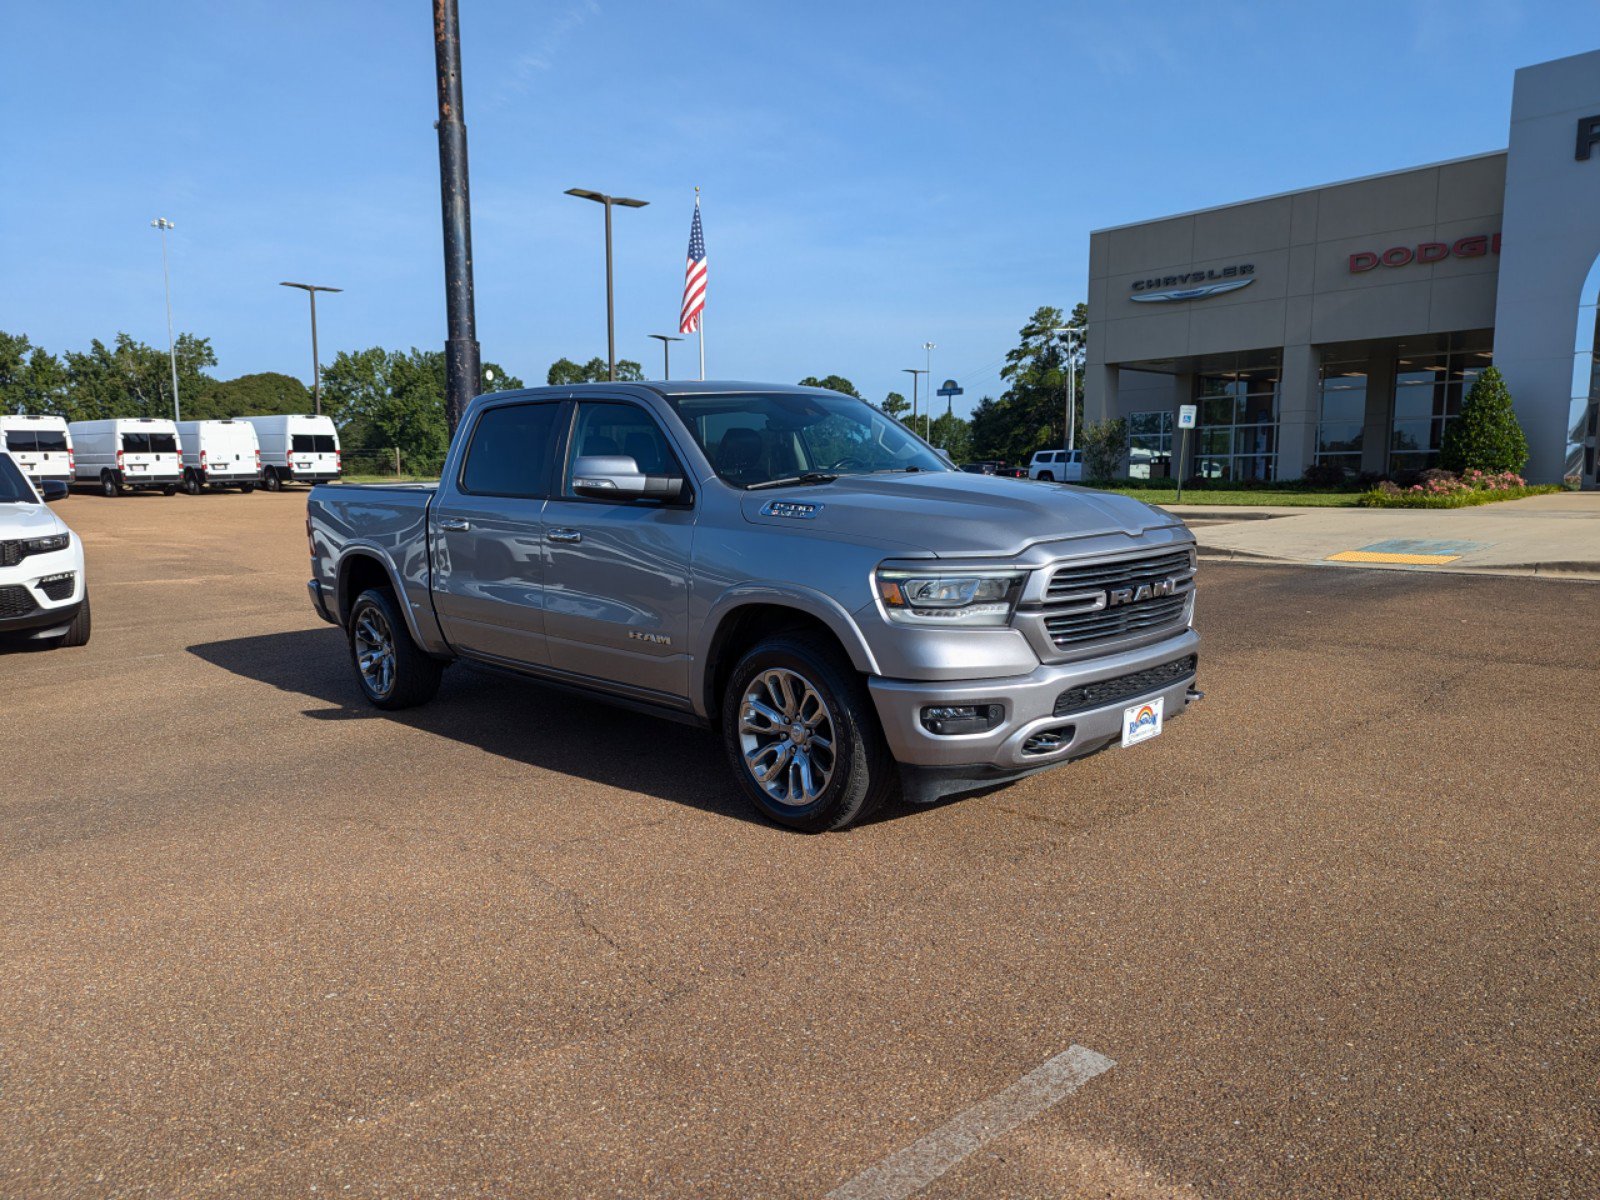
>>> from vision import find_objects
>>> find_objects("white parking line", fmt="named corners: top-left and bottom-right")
top-left (824, 1044), bottom-right (1115, 1200)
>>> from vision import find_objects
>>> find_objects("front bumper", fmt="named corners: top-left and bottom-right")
top-left (868, 627), bottom-right (1200, 783)
top-left (0, 552), bottom-right (85, 634)
top-left (0, 598), bottom-right (83, 634)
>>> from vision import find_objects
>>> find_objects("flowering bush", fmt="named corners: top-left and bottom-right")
top-left (1395, 468), bottom-right (1528, 497)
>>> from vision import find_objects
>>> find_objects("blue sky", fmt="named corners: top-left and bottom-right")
top-left (1, 1), bottom-right (1589, 418)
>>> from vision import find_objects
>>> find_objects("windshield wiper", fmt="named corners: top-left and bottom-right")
top-left (744, 472), bottom-right (840, 491)
top-left (870, 465), bottom-right (926, 474)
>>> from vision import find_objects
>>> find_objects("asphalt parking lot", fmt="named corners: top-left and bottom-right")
top-left (4, 489), bottom-right (1598, 1199)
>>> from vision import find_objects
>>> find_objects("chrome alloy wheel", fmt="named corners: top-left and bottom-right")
top-left (353, 604), bottom-right (396, 699)
top-left (738, 667), bottom-right (837, 806)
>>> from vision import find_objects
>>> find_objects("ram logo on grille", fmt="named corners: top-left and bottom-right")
top-left (1105, 577), bottom-right (1179, 607)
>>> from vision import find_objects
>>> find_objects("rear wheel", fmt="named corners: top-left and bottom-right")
top-left (57, 595), bottom-right (91, 648)
top-left (263, 469), bottom-right (283, 492)
top-left (721, 632), bottom-right (894, 832)
top-left (1038, 471), bottom-right (1054, 482)
top-left (239, 482), bottom-right (256, 494)
top-left (100, 471), bottom-right (121, 497)
top-left (347, 587), bottom-right (443, 710)
top-left (161, 485), bottom-right (177, 496)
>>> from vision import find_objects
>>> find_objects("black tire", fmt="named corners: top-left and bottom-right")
top-left (347, 587), bottom-right (443, 710)
top-left (161, 484), bottom-right (177, 496)
top-left (182, 472), bottom-right (202, 495)
top-left (263, 469), bottom-right (283, 492)
top-left (57, 594), bottom-right (91, 648)
top-left (1038, 471), bottom-right (1054, 482)
top-left (100, 472), bottom-right (121, 497)
top-left (721, 631), bottom-right (895, 832)
top-left (239, 483), bottom-right (255, 494)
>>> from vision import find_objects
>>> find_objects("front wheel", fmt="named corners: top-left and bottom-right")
top-left (182, 472), bottom-right (202, 495)
top-left (100, 472), bottom-right (121, 498)
top-left (262, 470), bottom-right (283, 492)
top-left (161, 485), bottom-right (177, 496)
top-left (239, 483), bottom-right (256, 494)
top-left (721, 632), bottom-right (894, 832)
top-left (347, 587), bottom-right (443, 710)
top-left (1038, 471), bottom-right (1054, 482)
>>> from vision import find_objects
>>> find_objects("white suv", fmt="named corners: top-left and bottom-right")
top-left (1028, 449), bottom-right (1083, 482)
top-left (0, 451), bottom-right (90, 647)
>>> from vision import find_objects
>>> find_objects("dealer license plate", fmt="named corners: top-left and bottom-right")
top-left (1121, 697), bottom-right (1164, 748)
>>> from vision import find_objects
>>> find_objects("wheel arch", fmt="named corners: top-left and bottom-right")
top-left (699, 593), bottom-right (878, 722)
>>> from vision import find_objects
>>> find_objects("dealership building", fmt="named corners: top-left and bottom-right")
top-left (1084, 49), bottom-right (1600, 487)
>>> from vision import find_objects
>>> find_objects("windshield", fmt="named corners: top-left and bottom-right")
top-left (665, 391), bottom-right (950, 487)
top-left (0, 455), bottom-right (37, 503)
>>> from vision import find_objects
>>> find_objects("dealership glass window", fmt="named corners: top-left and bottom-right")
top-left (1315, 362), bottom-right (1367, 477)
top-left (1194, 368), bottom-right (1278, 480)
top-left (1125, 411), bottom-right (1173, 478)
top-left (1388, 348), bottom-right (1491, 474)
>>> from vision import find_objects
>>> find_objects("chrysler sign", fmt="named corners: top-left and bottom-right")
top-left (1130, 264), bottom-right (1255, 303)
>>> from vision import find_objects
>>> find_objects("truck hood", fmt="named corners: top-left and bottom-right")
top-left (0, 501), bottom-right (67, 540)
top-left (738, 471), bottom-right (1182, 557)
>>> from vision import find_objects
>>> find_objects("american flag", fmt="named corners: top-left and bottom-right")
top-left (678, 197), bottom-right (707, 334)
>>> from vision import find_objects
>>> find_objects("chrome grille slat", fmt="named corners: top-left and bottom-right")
top-left (1044, 550), bottom-right (1192, 601)
top-left (1043, 593), bottom-right (1189, 647)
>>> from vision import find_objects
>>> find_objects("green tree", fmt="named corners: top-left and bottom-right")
top-left (0, 331), bottom-right (31, 411)
top-left (927, 411), bottom-right (972, 463)
top-left (1081, 418), bottom-right (1128, 483)
top-left (59, 332), bottom-right (217, 422)
top-left (1440, 366), bottom-right (1528, 474)
top-left (324, 348), bottom-right (521, 473)
top-left (798, 375), bottom-right (861, 398)
top-left (191, 371), bottom-right (310, 419)
top-left (547, 356), bottom-right (643, 384)
top-left (878, 390), bottom-right (911, 420)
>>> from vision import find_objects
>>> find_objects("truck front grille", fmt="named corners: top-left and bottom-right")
top-left (1044, 550), bottom-right (1192, 603)
top-left (1032, 548), bottom-right (1196, 653)
top-left (1043, 593), bottom-right (1189, 648)
top-left (0, 585), bottom-right (37, 617)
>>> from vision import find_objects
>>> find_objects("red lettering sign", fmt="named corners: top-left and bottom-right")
top-left (1348, 233), bottom-right (1500, 272)
top-left (1349, 251), bottom-right (1378, 273)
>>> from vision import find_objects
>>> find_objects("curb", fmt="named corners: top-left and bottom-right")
top-left (1196, 547), bottom-right (1600, 582)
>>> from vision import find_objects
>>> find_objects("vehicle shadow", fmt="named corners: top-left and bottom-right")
top-left (186, 628), bottom-right (922, 830)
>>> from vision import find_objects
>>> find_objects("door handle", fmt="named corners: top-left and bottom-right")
top-left (438, 518), bottom-right (471, 532)
top-left (547, 528), bottom-right (582, 544)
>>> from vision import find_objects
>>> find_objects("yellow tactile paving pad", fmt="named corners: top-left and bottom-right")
top-left (1326, 550), bottom-right (1461, 565)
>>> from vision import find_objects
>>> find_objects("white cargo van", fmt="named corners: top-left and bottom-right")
top-left (238, 414), bottom-right (341, 490)
top-left (68, 417), bottom-right (183, 496)
top-left (176, 419), bottom-right (260, 494)
top-left (0, 416), bottom-right (74, 491)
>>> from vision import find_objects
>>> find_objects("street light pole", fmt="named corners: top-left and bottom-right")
top-left (902, 368), bottom-right (926, 430)
top-left (150, 218), bottom-right (180, 421)
top-left (279, 282), bottom-right (343, 416)
top-left (565, 188), bottom-right (648, 381)
top-left (432, 0), bottom-right (481, 435)
top-left (647, 333), bottom-right (684, 380)
top-left (1048, 325), bottom-right (1086, 453)
top-left (922, 341), bottom-right (936, 440)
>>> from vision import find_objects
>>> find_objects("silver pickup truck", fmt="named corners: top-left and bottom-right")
top-left (306, 382), bottom-right (1200, 831)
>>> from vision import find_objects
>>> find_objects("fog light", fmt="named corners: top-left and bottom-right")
top-left (920, 703), bottom-right (1003, 735)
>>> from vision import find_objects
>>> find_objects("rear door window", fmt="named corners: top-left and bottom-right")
top-left (149, 433), bottom-right (177, 453)
top-left (34, 430), bottom-right (67, 452)
top-left (459, 402), bottom-right (562, 498)
top-left (122, 432), bottom-right (150, 453)
top-left (291, 434), bottom-right (315, 453)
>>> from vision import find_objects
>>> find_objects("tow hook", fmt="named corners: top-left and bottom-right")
top-left (1186, 687), bottom-right (1205, 703)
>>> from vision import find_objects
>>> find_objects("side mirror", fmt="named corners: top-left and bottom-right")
top-left (39, 479), bottom-right (69, 503)
top-left (571, 455), bottom-right (685, 502)
top-left (936, 448), bottom-right (955, 464)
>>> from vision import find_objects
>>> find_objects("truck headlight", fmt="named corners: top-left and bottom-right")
top-left (875, 569), bottom-right (1025, 628)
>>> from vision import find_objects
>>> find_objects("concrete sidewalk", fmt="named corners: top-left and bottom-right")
top-left (1164, 491), bottom-right (1600, 580)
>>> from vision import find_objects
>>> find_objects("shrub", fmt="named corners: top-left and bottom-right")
top-left (1081, 418), bottom-right (1128, 482)
top-left (1440, 366), bottom-right (1528, 474)
top-left (1302, 462), bottom-right (1348, 487)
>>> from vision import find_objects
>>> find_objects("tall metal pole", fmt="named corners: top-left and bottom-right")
top-left (603, 197), bottom-right (616, 381)
top-left (433, 0), bottom-right (481, 435)
top-left (923, 341), bottom-right (936, 441)
top-left (648, 334), bottom-right (683, 381)
top-left (309, 289), bottom-right (322, 415)
top-left (151, 218), bottom-right (180, 421)
top-left (902, 368), bottom-right (925, 430)
top-left (280, 283), bottom-right (342, 417)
